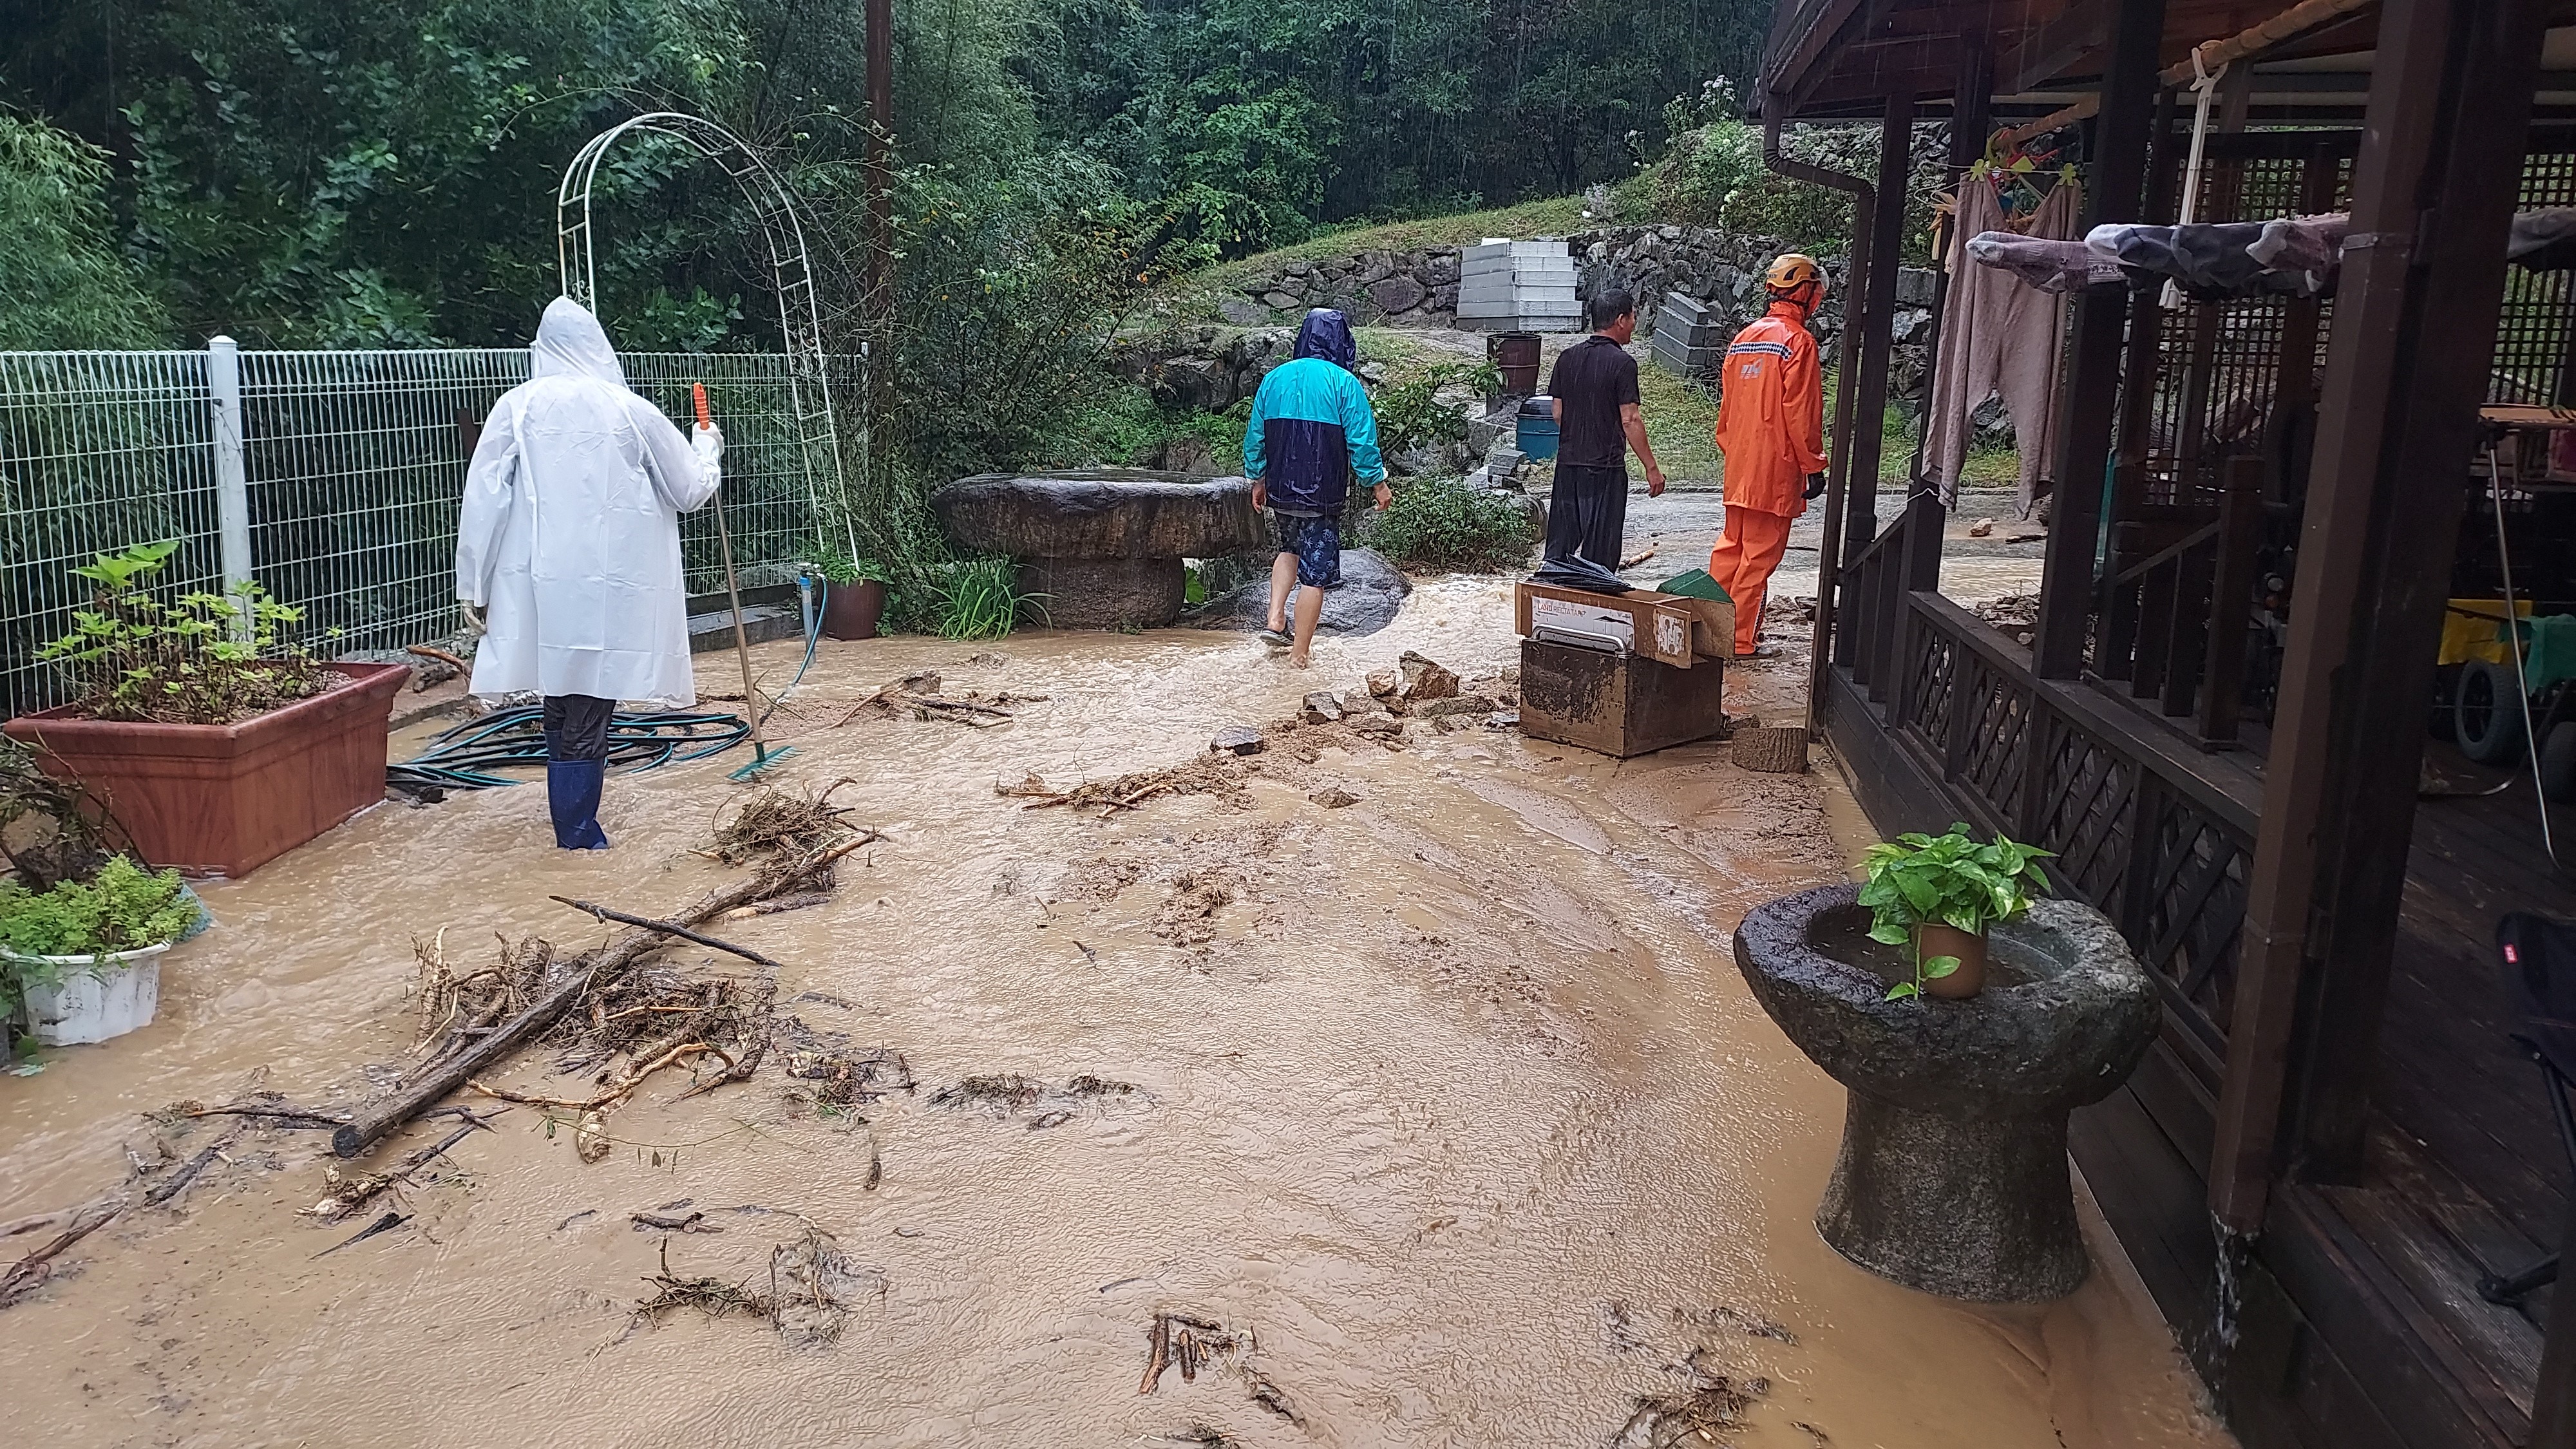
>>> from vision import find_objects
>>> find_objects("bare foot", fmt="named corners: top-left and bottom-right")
top-left (1289, 653), bottom-right (1311, 669)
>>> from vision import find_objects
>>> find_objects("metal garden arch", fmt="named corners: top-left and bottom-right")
top-left (557, 112), bottom-right (859, 564)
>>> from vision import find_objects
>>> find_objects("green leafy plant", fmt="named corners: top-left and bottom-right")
top-left (1359, 475), bottom-right (1540, 574)
top-left (1373, 360), bottom-right (1504, 454)
top-left (808, 550), bottom-right (895, 587)
top-left (0, 855), bottom-right (194, 971)
top-left (37, 541), bottom-right (330, 724)
top-left (935, 558), bottom-right (1043, 640)
top-left (1859, 824), bottom-right (2052, 1001)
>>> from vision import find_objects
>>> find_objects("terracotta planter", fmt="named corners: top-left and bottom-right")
top-left (1916, 922), bottom-right (1988, 999)
top-left (3, 662), bottom-right (407, 878)
top-left (822, 580), bottom-right (886, 640)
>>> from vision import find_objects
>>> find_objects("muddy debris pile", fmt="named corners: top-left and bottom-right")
top-left (630, 1224), bottom-right (887, 1349)
top-left (927, 1072), bottom-right (1139, 1129)
top-left (834, 670), bottom-right (1044, 729)
top-left (1141, 1309), bottom-right (1303, 1427)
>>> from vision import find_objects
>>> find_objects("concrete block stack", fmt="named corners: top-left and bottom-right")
top-left (1455, 240), bottom-right (1582, 333)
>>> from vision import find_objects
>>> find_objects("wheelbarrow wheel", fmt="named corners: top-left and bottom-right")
top-left (2456, 657), bottom-right (2527, 766)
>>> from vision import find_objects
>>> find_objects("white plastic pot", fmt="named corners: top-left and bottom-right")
top-left (9, 942), bottom-right (168, 1046)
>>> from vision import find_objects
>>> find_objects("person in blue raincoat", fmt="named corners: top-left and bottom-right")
top-left (1241, 309), bottom-right (1388, 669)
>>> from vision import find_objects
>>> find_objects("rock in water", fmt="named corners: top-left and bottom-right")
top-left (1397, 650), bottom-right (1459, 703)
top-left (1309, 787), bottom-right (1359, 809)
top-left (1301, 692), bottom-right (1345, 724)
top-left (1211, 726), bottom-right (1265, 756)
top-left (1186, 547), bottom-right (1412, 639)
top-left (1365, 669), bottom-right (1399, 697)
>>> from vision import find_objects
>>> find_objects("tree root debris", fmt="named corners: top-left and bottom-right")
top-left (629, 1227), bottom-right (884, 1349)
top-left (1139, 1311), bottom-right (1302, 1425)
top-left (835, 671), bottom-right (1032, 730)
top-left (710, 779), bottom-right (876, 865)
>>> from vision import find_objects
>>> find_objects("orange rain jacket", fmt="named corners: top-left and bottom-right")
top-left (1713, 300), bottom-right (1828, 518)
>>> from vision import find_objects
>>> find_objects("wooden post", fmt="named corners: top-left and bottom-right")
top-left (2033, 0), bottom-right (2168, 678)
top-left (1844, 88), bottom-right (1916, 583)
top-left (2195, 457), bottom-right (2264, 745)
top-left (1902, 41), bottom-right (1993, 596)
top-left (2287, 0), bottom-right (2551, 1181)
top-left (2210, 0), bottom-right (2549, 1231)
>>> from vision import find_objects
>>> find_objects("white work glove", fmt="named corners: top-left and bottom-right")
top-left (694, 421), bottom-right (724, 464)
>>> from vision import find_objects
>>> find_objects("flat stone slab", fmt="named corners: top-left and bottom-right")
top-left (1187, 547), bottom-right (1411, 638)
top-left (932, 469), bottom-right (1264, 560)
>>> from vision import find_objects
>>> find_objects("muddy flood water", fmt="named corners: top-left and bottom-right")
top-left (1, 576), bottom-right (2230, 1448)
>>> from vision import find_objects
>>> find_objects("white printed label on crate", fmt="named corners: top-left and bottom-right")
top-left (1656, 613), bottom-right (1688, 659)
top-left (1530, 595), bottom-right (1634, 648)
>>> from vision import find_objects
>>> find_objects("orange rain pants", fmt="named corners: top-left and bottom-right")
top-left (1709, 505), bottom-right (1794, 656)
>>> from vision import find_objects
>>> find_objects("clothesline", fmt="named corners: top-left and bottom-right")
top-left (1960, 207), bottom-right (2576, 300)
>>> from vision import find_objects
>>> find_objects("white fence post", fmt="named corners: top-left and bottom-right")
top-left (206, 335), bottom-right (254, 641)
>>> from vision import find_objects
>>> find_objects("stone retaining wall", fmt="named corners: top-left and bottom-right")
top-left (1210, 225), bottom-right (1944, 405)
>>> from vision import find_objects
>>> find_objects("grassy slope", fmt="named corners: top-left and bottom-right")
top-left (1203, 196), bottom-right (1593, 291)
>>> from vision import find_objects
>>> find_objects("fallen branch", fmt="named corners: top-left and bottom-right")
top-left (142, 1132), bottom-right (239, 1208)
top-left (0, 1197), bottom-right (126, 1308)
top-left (550, 897), bottom-right (787, 971)
top-left (332, 837), bottom-right (865, 1159)
top-left (719, 891), bottom-right (831, 921)
top-left (179, 1101), bottom-right (350, 1128)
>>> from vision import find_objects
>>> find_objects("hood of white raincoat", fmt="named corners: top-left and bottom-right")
top-left (531, 296), bottom-right (627, 388)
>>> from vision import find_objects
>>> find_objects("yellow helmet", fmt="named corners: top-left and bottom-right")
top-left (1765, 252), bottom-right (1826, 296)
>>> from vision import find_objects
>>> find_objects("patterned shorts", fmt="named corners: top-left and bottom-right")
top-left (1271, 510), bottom-right (1343, 589)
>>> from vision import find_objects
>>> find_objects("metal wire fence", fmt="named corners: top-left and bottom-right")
top-left (0, 344), bottom-right (842, 715)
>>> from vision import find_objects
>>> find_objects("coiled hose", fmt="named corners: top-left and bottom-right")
top-left (387, 569), bottom-right (828, 791)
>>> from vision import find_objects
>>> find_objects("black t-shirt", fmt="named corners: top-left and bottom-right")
top-left (1546, 334), bottom-right (1641, 470)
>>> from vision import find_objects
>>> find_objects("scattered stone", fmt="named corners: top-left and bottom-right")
top-left (1300, 692), bottom-right (1345, 724)
top-left (2006, 531), bottom-right (2046, 545)
top-left (1309, 787), bottom-right (1359, 809)
top-left (1340, 691), bottom-right (1384, 717)
top-left (1365, 669), bottom-right (1399, 697)
top-left (1395, 651), bottom-right (1459, 703)
top-left (1209, 726), bottom-right (1265, 757)
top-left (1413, 694), bottom-right (1497, 719)
top-left (1349, 715), bottom-right (1404, 738)
top-left (1968, 518), bottom-right (1994, 538)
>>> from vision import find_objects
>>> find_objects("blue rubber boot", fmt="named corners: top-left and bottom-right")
top-left (547, 759), bottom-right (611, 849)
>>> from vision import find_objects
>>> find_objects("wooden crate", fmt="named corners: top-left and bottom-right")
top-left (1517, 639), bottom-right (1728, 758)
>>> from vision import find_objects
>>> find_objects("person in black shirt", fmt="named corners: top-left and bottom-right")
top-left (1543, 289), bottom-right (1665, 565)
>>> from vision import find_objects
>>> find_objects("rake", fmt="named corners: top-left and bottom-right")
top-left (697, 382), bottom-right (797, 781)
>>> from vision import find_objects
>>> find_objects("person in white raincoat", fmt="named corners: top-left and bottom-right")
top-left (455, 297), bottom-right (723, 849)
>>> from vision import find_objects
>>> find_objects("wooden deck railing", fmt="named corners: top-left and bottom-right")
top-left (1869, 590), bottom-right (2260, 1090)
top-left (2093, 456), bottom-right (2268, 747)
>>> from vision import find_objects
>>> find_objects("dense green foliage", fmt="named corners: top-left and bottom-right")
top-left (1617, 77), bottom-right (1947, 263)
top-left (0, 117), bottom-right (167, 348)
top-left (0, 855), bottom-right (195, 963)
top-left (1359, 475), bottom-right (1537, 574)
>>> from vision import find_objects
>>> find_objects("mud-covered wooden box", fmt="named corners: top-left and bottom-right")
top-left (1516, 638), bottom-right (1726, 758)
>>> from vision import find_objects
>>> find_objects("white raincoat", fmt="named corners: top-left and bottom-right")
top-left (455, 298), bottom-right (721, 705)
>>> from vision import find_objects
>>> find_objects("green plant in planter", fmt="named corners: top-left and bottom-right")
top-left (808, 549), bottom-right (895, 587)
top-left (1860, 823), bottom-right (2052, 1001)
top-left (0, 855), bottom-right (194, 1001)
top-left (36, 540), bottom-right (330, 724)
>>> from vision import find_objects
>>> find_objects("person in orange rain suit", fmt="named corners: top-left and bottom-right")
top-left (1710, 253), bottom-right (1830, 658)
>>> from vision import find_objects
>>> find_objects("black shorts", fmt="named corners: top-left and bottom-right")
top-left (1270, 510), bottom-right (1343, 588)
top-left (544, 694), bottom-right (615, 762)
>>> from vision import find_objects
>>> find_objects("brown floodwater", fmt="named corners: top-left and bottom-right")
top-left (0, 577), bottom-right (2230, 1448)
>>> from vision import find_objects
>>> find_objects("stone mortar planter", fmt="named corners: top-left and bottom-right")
top-left (3, 661), bottom-right (407, 878)
top-left (931, 469), bottom-right (1265, 630)
top-left (1732, 882), bottom-right (2157, 1302)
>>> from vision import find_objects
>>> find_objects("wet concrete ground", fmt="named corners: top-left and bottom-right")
top-left (1, 574), bottom-right (2213, 1448)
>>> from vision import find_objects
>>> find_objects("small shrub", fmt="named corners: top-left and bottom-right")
top-left (1360, 476), bottom-right (1539, 574)
top-left (1374, 361), bottom-right (1502, 455)
top-left (39, 540), bottom-right (330, 724)
top-left (936, 558), bottom-right (1041, 639)
top-left (0, 855), bottom-right (194, 963)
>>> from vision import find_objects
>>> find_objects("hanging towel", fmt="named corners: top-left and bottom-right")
top-left (1925, 176), bottom-right (2083, 515)
top-left (2510, 209), bottom-right (2576, 271)
top-left (2248, 213), bottom-right (2349, 282)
